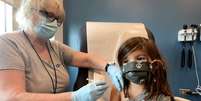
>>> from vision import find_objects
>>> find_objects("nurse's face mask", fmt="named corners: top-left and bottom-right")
top-left (122, 57), bottom-right (152, 84)
top-left (34, 9), bottom-right (63, 40)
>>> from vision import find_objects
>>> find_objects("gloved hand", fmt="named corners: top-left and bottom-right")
top-left (106, 63), bottom-right (124, 91)
top-left (72, 80), bottom-right (108, 101)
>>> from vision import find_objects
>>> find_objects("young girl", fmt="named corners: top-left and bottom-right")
top-left (111, 37), bottom-right (175, 101)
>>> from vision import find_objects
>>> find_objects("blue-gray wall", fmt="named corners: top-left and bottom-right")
top-left (64, 0), bottom-right (201, 100)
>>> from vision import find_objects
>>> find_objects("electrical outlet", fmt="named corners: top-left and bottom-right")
top-left (179, 88), bottom-right (200, 95)
top-left (179, 88), bottom-right (191, 95)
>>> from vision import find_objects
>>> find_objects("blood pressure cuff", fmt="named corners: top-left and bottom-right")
top-left (122, 61), bottom-right (151, 84)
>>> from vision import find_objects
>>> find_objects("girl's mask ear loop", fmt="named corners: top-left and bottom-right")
top-left (150, 59), bottom-right (164, 69)
top-left (149, 59), bottom-right (165, 83)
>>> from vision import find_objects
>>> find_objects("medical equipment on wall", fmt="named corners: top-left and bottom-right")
top-left (178, 24), bottom-right (201, 96)
top-left (178, 24), bottom-right (199, 69)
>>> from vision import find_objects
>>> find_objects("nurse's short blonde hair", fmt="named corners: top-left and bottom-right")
top-left (16, 0), bottom-right (64, 30)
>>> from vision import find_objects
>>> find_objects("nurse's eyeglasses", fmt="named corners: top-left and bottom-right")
top-left (38, 10), bottom-right (63, 26)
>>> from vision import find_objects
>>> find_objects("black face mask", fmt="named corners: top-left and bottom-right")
top-left (122, 60), bottom-right (151, 84)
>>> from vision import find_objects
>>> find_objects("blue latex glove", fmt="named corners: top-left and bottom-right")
top-left (106, 64), bottom-right (124, 91)
top-left (72, 80), bottom-right (108, 101)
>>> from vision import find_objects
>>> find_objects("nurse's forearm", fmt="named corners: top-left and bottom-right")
top-left (13, 92), bottom-right (73, 101)
top-left (86, 53), bottom-right (108, 71)
top-left (71, 52), bottom-right (107, 71)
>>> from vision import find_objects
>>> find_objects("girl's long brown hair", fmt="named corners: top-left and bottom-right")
top-left (117, 37), bottom-right (174, 101)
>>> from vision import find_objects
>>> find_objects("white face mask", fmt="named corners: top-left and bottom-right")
top-left (34, 20), bottom-right (58, 40)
